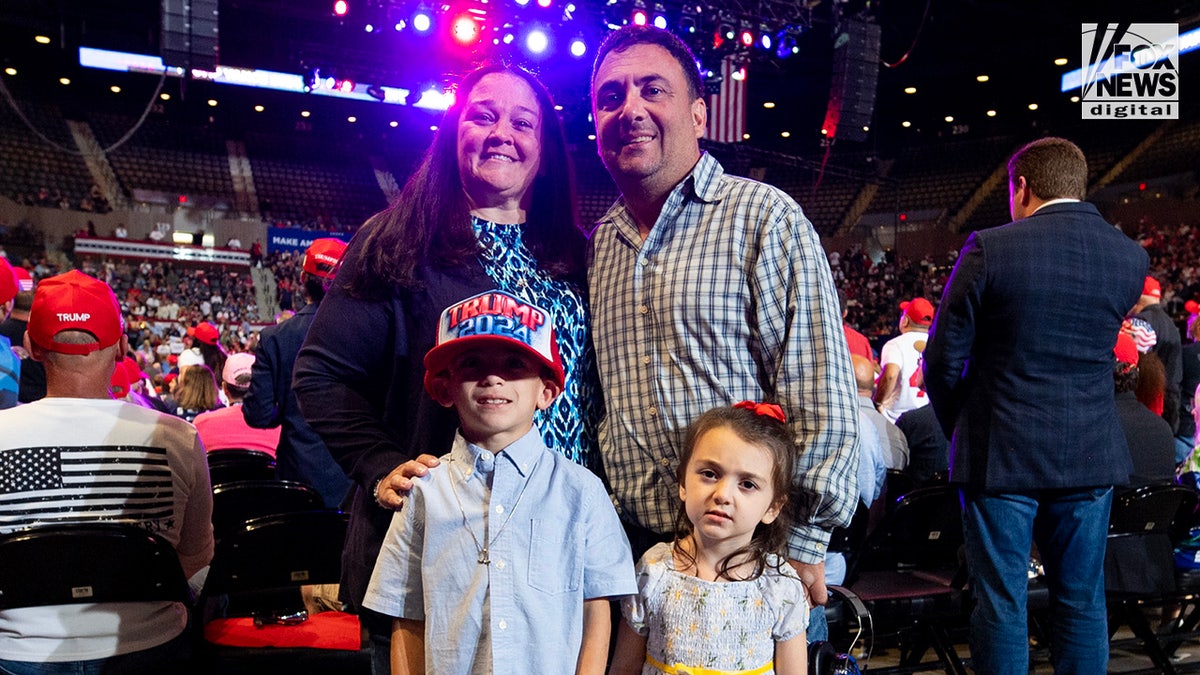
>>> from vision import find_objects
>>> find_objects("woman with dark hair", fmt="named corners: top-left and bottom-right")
top-left (293, 63), bottom-right (598, 672)
top-left (190, 321), bottom-right (227, 384)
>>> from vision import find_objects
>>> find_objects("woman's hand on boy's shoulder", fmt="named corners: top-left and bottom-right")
top-left (374, 454), bottom-right (441, 509)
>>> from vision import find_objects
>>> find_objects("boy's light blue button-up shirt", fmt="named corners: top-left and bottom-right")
top-left (363, 426), bottom-right (636, 674)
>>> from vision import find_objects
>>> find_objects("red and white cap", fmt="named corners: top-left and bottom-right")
top-left (423, 290), bottom-right (564, 393)
top-left (1143, 276), bottom-right (1162, 300)
top-left (27, 270), bottom-right (124, 355)
top-left (12, 267), bottom-right (34, 293)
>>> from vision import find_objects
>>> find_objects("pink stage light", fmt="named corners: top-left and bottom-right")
top-left (452, 15), bottom-right (479, 44)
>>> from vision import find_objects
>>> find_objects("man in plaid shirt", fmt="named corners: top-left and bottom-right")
top-left (587, 25), bottom-right (860, 608)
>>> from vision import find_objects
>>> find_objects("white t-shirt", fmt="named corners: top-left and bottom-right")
top-left (879, 330), bottom-right (931, 422)
top-left (0, 398), bottom-right (213, 662)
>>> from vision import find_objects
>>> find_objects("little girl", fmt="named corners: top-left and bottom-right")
top-left (611, 402), bottom-right (809, 675)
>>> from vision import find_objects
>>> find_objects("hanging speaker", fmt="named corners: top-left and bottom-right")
top-left (823, 20), bottom-right (880, 143)
top-left (161, 0), bottom-right (219, 72)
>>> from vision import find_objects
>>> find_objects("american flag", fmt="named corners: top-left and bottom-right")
top-left (705, 56), bottom-right (747, 144)
top-left (0, 445), bottom-right (174, 532)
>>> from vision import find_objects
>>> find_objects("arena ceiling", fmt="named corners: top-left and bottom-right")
top-left (1, 0), bottom-right (1198, 157)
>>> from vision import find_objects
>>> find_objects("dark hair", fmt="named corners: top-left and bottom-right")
top-left (673, 405), bottom-right (795, 581)
top-left (224, 376), bottom-right (251, 401)
top-left (346, 64), bottom-right (584, 298)
top-left (592, 25), bottom-right (704, 102)
top-left (1113, 361), bottom-right (1139, 394)
top-left (1008, 137), bottom-right (1088, 202)
top-left (303, 274), bottom-right (326, 303)
top-left (196, 340), bottom-right (227, 380)
top-left (1135, 350), bottom-right (1166, 412)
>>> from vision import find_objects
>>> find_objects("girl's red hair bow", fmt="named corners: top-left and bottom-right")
top-left (733, 400), bottom-right (787, 423)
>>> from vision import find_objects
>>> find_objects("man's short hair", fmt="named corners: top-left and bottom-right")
top-left (1008, 137), bottom-right (1088, 202)
top-left (13, 291), bottom-right (33, 312)
top-left (592, 25), bottom-right (704, 102)
top-left (225, 376), bottom-right (251, 401)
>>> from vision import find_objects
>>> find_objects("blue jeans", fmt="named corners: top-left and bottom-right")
top-left (0, 624), bottom-right (190, 675)
top-left (962, 486), bottom-right (1112, 675)
top-left (807, 606), bottom-right (829, 642)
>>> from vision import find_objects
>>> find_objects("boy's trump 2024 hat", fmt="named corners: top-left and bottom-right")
top-left (424, 290), bottom-right (564, 391)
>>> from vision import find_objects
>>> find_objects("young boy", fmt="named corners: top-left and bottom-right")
top-left (362, 290), bottom-right (636, 675)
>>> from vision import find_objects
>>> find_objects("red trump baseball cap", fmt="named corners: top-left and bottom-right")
top-left (303, 238), bottom-right (348, 280)
top-left (27, 270), bottom-right (124, 355)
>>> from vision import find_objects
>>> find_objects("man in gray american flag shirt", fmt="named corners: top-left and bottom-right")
top-left (588, 25), bottom-right (860, 608)
top-left (0, 271), bottom-right (212, 671)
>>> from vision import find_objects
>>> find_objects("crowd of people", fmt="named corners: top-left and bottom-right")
top-left (11, 184), bottom-right (112, 213)
top-left (0, 23), bottom-right (1197, 675)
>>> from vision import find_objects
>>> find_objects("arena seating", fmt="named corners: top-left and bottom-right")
top-left (0, 101), bottom-right (94, 207)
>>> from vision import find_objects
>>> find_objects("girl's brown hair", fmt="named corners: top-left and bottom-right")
top-left (673, 405), bottom-right (795, 581)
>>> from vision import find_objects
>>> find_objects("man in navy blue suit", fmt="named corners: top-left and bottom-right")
top-left (243, 238), bottom-right (352, 508)
top-left (924, 137), bottom-right (1149, 674)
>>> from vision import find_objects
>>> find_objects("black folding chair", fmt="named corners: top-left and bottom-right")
top-left (196, 510), bottom-right (368, 673)
top-left (882, 469), bottom-right (917, 508)
top-left (0, 522), bottom-right (190, 609)
top-left (1102, 483), bottom-right (1200, 674)
top-left (207, 449), bottom-right (278, 487)
top-left (210, 480), bottom-right (324, 541)
top-left (843, 484), bottom-right (969, 675)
